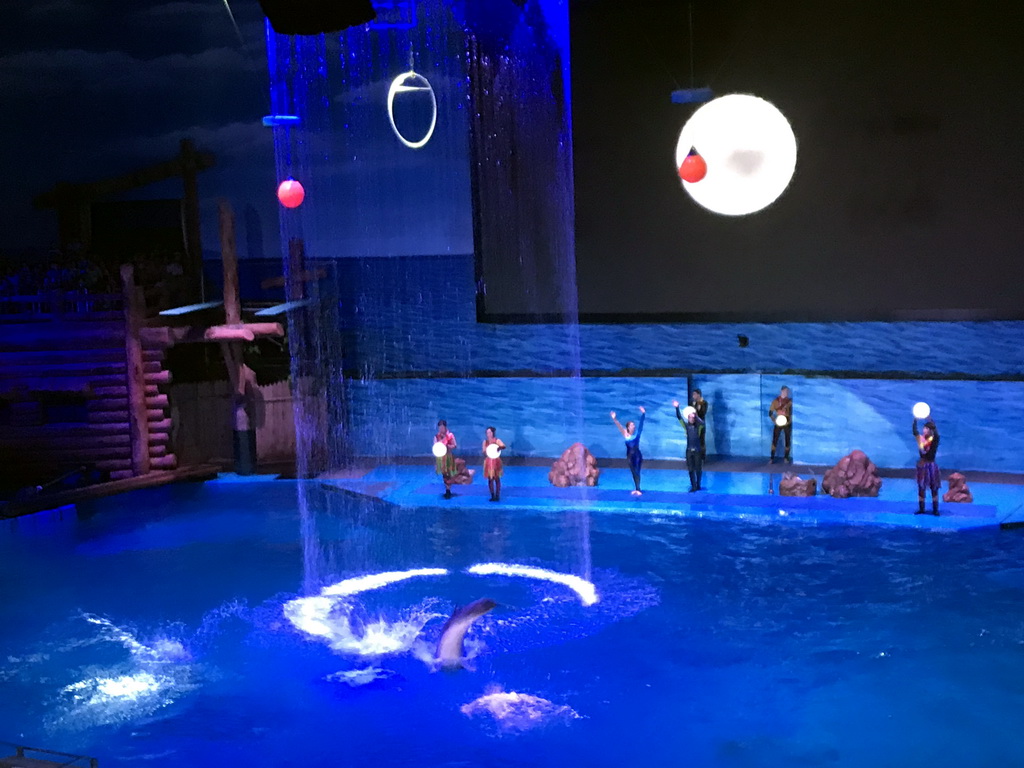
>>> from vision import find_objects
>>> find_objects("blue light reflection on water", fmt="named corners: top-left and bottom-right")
top-left (3, 481), bottom-right (1024, 767)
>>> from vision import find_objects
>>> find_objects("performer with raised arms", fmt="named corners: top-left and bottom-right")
top-left (611, 406), bottom-right (646, 496)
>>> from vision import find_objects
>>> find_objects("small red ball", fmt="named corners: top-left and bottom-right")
top-left (277, 179), bottom-right (305, 208)
top-left (678, 152), bottom-right (708, 183)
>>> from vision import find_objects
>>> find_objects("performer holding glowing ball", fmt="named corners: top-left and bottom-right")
top-left (482, 427), bottom-right (507, 502)
top-left (674, 400), bottom-right (706, 492)
top-left (768, 386), bottom-right (793, 463)
top-left (433, 420), bottom-right (457, 499)
top-left (912, 405), bottom-right (941, 516)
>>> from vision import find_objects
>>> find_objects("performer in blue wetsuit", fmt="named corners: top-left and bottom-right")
top-left (674, 401), bottom-right (705, 492)
top-left (611, 406), bottom-right (646, 496)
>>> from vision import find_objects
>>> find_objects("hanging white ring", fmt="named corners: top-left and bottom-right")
top-left (387, 70), bottom-right (437, 149)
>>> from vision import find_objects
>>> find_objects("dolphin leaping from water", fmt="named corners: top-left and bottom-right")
top-left (435, 598), bottom-right (497, 671)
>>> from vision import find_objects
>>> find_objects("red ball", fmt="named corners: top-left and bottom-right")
top-left (678, 151), bottom-right (708, 183)
top-left (277, 179), bottom-right (305, 208)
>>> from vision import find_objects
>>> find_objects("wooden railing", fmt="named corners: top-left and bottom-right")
top-left (0, 740), bottom-right (98, 767)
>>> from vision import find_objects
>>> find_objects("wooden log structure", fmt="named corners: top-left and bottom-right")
top-left (122, 264), bottom-right (151, 476)
top-left (219, 200), bottom-right (256, 474)
top-left (0, 286), bottom-right (176, 489)
top-left (0, 143), bottom-right (229, 490)
top-left (0, 195), bottom-right (314, 490)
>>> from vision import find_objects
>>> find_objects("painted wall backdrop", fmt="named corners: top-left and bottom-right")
top-left (211, 254), bottom-right (1024, 473)
top-left (332, 255), bottom-right (1024, 472)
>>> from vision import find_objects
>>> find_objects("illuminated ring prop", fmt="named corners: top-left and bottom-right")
top-left (284, 564), bottom-right (599, 629)
top-left (674, 93), bottom-right (797, 216)
top-left (466, 563), bottom-right (599, 606)
top-left (387, 70), bottom-right (437, 150)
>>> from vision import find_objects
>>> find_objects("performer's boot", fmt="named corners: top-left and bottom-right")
top-left (932, 495), bottom-right (940, 516)
top-left (444, 484), bottom-right (452, 499)
top-left (916, 496), bottom-right (926, 514)
top-left (494, 479), bottom-right (501, 502)
top-left (688, 470), bottom-right (696, 492)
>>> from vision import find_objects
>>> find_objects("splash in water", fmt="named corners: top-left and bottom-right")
top-left (49, 615), bottom-right (196, 731)
top-left (325, 666), bottom-right (395, 687)
top-left (82, 614), bottom-right (191, 664)
top-left (284, 595), bottom-right (443, 657)
top-left (461, 685), bottom-right (581, 734)
top-left (283, 569), bottom-right (456, 657)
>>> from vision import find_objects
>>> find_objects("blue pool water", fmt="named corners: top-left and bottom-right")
top-left (3, 479), bottom-right (1024, 767)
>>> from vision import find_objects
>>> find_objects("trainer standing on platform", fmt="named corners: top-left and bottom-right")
top-left (913, 418), bottom-right (941, 516)
top-left (690, 388), bottom-right (708, 459)
top-left (768, 386), bottom-right (793, 463)
top-left (675, 400), bottom-right (705, 492)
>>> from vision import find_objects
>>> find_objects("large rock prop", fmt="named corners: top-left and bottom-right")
top-left (943, 472), bottom-right (973, 503)
top-left (549, 443), bottom-right (600, 487)
top-left (449, 457), bottom-right (475, 485)
top-left (821, 450), bottom-right (882, 498)
top-left (779, 472), bottom-right (816, 497)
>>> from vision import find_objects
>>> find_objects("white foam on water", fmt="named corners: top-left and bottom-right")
top-left (81, 614), bottom-right (191, 664)
top-left (283, 568), bottom-right (449, 658)
top-left (461, 686), bottom-right (581, 734)
top-left (49, 616), bottom-right (197, 731)
top-left (324, 666), bottom-right (394, 687)
top-left (285, 598), bottom-right (441, 657)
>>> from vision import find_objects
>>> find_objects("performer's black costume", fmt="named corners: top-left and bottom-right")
top-left (677, 405), bottom-right (705, 492)
top-left (691, 397), bottom-right (709, 459)
top-left (913, 419), bottom-right (940, 516)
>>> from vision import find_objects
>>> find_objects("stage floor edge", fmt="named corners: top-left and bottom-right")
top-left (311, 464), bottom-right (1024, 532)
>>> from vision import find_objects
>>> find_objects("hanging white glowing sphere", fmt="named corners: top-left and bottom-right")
top-left (681, 406), bottom-right (697, 420)
top-left (485, 443), bottom-right (502, 460)
top-left (432, 441), bottom-right (448, 458)
top-left (912, 402), bottom-right (931, 420)
top-left (674, 94), bottom-right (797, 215)
top-left (387, 70), bottom-right (437, 149)
top-left (775, 415), bottom-right (789, 427)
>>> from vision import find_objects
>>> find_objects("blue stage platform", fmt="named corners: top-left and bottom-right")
top-left (315, 463), bottom-right (1024, 532)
